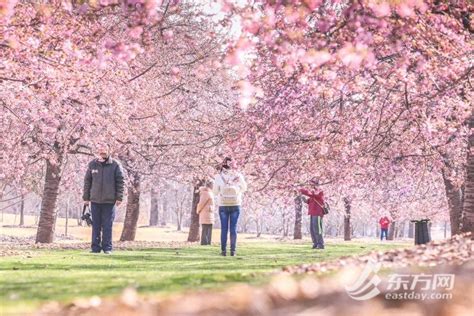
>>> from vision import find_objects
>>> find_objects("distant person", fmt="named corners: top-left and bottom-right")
top-left (213, 157), bottom-right (247, 256)
top-left (197, 180), bottom-right (215, 245)
top-left (379, 216), bottom-right (390, 241)
top-left (83, 143), bottom-right (124, 254)
top-left (300, 179), bottom-right (325, 249)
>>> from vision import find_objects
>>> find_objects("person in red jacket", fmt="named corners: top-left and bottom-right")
top-left (379, 216), bottom-right (390, 241)
top-left (300, 180), bottom-right (325, 249)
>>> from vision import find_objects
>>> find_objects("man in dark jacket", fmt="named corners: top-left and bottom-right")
top-left (300, 179), bottom-right (325, 249)
top-left (83, 144), bottom-right (124, 254)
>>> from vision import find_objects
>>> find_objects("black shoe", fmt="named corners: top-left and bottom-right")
top-left (312, 245), bottom-right (317, 249)
top-left (90, 250), bottom-right (100, 253)
top-left (230, 251), bottom-right (235, 256)
top-left (221, 251), bottom-right (227, 256)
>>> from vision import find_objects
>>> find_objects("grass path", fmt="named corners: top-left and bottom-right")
top-left (0, 240), bottom-right (409, 314)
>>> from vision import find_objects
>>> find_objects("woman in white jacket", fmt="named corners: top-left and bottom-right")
top-left (213, 157), bottom-right (247, 256)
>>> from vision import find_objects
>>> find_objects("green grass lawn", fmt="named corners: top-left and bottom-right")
top-left (0, 241), bottom-right (409, 314)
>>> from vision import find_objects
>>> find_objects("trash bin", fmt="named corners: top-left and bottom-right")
top-left (410, 219), bottom-right (431, 245)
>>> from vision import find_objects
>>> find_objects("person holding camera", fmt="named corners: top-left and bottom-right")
top-left (300, 179), bottom-right (325, 250)
top-left (83, 143), bottom-right (124, 254)
top-left (213, 157), bottom-right (247, 256)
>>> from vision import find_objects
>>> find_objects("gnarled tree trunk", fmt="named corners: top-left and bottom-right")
top-left (187, 180), bottom-right (203, 242)
top-left (442, 169), bottom-right (463, 236)
top-left (36, 156), bottom-right (64, 243)
top-left (293, 195), bottom-right (303, 239)
top-left (120, 172), bottom-right (141, 241)
top-left (461, 112), bottom-right (474, 237)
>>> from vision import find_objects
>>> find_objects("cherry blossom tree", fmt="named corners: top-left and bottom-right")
top-left (219, 0), bottom-right (472, 235)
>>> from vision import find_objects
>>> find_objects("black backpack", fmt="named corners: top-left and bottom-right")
top-left (315, 199), bottom-right (330, 215)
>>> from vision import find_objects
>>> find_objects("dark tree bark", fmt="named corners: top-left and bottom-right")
top-left (293, 195), bottom-right (303, 239)
top-left (120, 172), bottom-right (141, 241)
top-left (461, 112), bottom-right (474, 237)
top-left (343, 197), bottom-right (351, 241)
top-left (187, 180), bottom-right (204, 242)
top-left (36, 156), bottom-right (64, 243)
top-left (442, 169), bottom-right (463, 236)
top-left (149, 187), bottom-right (159, 226)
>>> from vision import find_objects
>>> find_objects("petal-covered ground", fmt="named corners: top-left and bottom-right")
top-left (30, 234), bottom-right (472, 316)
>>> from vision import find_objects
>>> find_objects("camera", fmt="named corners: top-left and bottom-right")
top-left (82, 205), bottom-right (93, 226)
top-left (81, 212), bottom-right (93, 226)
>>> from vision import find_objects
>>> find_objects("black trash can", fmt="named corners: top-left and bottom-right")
top-left (411, 219), bottom-right (431, 245)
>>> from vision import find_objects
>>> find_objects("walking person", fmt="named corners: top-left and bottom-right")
top-left (379, 216), bottom-right (390, 241)
top-left (213, 157), bottom-right (247, 256)
top-left (300, 179), bottom-right (325, 249)
top-left (83, 143), bottom-right (124, 254)
top-left (197, 180), bottom-right (215, 245)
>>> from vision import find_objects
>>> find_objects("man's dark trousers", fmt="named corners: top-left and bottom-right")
top-left (91, 202), bottom-right (115, 252)
top-left (310, 215), bottom-right (324, 249)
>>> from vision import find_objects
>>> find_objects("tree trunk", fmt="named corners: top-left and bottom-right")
top-left (256, 217), bottom-right (262, 237)
top-left (461, 112), bottom-right (474, 237)
top-left (161, 197), bottom-right (168, 227)
top-left (187, 181), bottom-right (203, 242)
top-left (388, 221), bottom-right (396, 240)
top-left (177, 208), bottom-right (182, 231)
top-left (397, 221), bottom-right (405, 238)
top-left (77, 206), bottom-right (83, 226)
top-left (120, 173), bottom-right (141, 241)
top-left (65, 197), bottom-right (70, 237)
top-left (0, 184), bottom-right (4, 222)
top-left (36, 157), bottom-right (64, 243)
top-left (343, 197), bottom-right (351, 241)
top-left (34, 204), bottom-right (39, 225)
top-left (442, 169), bottom-right (463, 236)
top-left (19, 194), bottom-right (25, 227)
top-left (408, 221), bottom-right (414, 238)
top-left (161, 184), bottom-right (169, 227)
top-left (149, 187), bottom-right (159, 226)
top-left (293, 195), bottom-right (303, 239)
